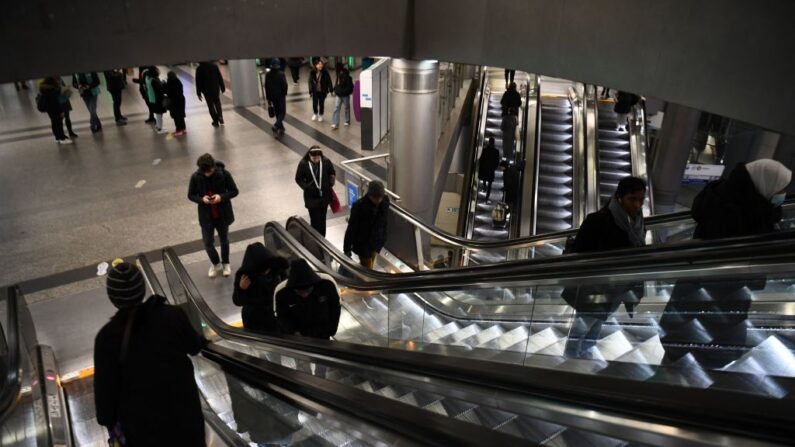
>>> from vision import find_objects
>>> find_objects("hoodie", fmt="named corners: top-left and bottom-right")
top-left (274, 260), bottom-right (341, 339)
top-left (233, 243), bottom-right (288, 333)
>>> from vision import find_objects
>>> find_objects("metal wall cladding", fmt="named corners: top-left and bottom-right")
top-left (390, 61), bottom-right (439, 94)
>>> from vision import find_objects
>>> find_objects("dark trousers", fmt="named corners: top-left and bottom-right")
top-left (481, 179), bottom-right (493, 200)
top-left (63, 110), bottom-right (74, 135)
top-left (308, 205), bottom-right (328, 236)
top-left (201, 220), bottom-right (230, 265)
top-left (110, 89), bottom-right (123, 121)
top-left (289, 66), bottom-right (300, 83)
top-left (504, 69), bottom-right (515, 84)
top-left (174, 115), bottom-right (186, 131)
top-left (48, 111), bottom-right (67, 140)
top-left (312, 93), bottom-right (327, 115)
top-left (272, 97), bottom-right (286, 130)
top-left (143, 97), bottom-right (154, 121)
top-left (205, 94), bottom-right (223, 124)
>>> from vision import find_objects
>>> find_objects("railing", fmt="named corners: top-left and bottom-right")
top-left (631, 99), bottom-right (653, 215)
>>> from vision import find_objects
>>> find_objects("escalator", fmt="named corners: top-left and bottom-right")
top-left (595, 101), bottom-right (632, 206)
top-left (535, 96), bottom-right (575, 234)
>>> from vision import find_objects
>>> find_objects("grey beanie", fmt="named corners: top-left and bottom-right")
top-left (106, 259), bottom-right (146, 308)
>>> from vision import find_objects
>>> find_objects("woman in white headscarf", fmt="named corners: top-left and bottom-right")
top-left (691, 158), bottom-right (791, 240)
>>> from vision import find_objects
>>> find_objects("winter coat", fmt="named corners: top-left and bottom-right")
top-left (692, 163), bottom-right (781, 240)
top-left (502, 165), bottom-right (521, 203)
top-left (195, 62), bottom-right (226, 98)
top-left (103, 70), bottom-right (125, 93)
top-left (233, 243), bottom-right (288, 334)
top-left (295, 155), bottom-right (336, 209)
top-left (500, 89), bottom-right (522, 112)
top-left (166, 76), bottom-right (186, 118)
top-left (287, 57), bottom-right (303, 68)
top-left (568, 207), bottom-right (636, 253)
top-left (614, 91), bottom-right (640, 114)
top-left (38, 78), bottom-right (62, 114)
top-left (146, 75), bottom-right (167, 113)
top-left (72, 72), bottom-right (101, 98)
top-left (308, 68), bottom-right (333, 96)
top-left (478, 143), bottom-right (500, 182)
top-left (344, 196), bottom-right (390, 257)
top-left (187, 161), bottom-right (239, 227)
top-left (264, 68), bottom-right (288, 102)
top-left (94, 295), bottom-right (205, 447)
top-left (275, 268), bottom-right (341, 339)
top-left (133, 67), bottom-right (151, 100)
top-left (334, 69), bottom-right (354, 97)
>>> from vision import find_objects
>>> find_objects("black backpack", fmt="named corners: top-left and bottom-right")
top-left (35, 93), bottom-right (47, 113)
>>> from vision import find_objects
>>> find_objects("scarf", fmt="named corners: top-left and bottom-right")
top-left (145, 76), bottom-right (156, 104)
top-left (608, 197), bottom-right (645, 247)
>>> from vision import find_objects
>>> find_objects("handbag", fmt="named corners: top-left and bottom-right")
top-left (330, 189), bottom-right (342, 214)
top-left (267, 104), bottom-right (275, 118)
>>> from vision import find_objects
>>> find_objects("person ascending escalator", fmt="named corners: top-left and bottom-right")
top-left (659, 159), bottom-right (791, 368)
top-left (233, 242), bottom-right (289, 334)
top-left (562, 177), bottom-right (647, 359)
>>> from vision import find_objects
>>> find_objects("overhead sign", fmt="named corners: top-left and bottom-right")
top-left (683, 163), bottom-right (725, 184)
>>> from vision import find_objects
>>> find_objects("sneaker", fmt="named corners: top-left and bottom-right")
top-left (317, 115), bottom-right (324, 122)
top-left (208, 264), bottom-right (220, 278)
top-left (344, 122), bottom-right (350, 126)
top-left (311, 114), bottom-right (317, 121)
top-left (222, 264), bottom-right (231, 277)
top-left (331, 124), bottom-right (338, 130)
top-left (156, 127), bottom-right (168, 134)
top-left (219, 119), bottom-right (224, 125)
top-left (56, 138), bottom-right (73, 144)
top-left (68, 132), bottom-right (78, 138)
top-left (212, 121), bottom-right (219, 128)
top-left (172, 130), bottom-right (186, 137)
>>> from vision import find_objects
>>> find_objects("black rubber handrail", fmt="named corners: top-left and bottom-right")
top-left (0, 286), bottom-right (21, 424)
top-left (163, 247), bottom-right (795, 445)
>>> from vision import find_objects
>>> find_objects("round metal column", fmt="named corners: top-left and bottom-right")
top-left (228, 59), bottom-right (260, 107)
top-left (651, 103), bottom-right (701, 214)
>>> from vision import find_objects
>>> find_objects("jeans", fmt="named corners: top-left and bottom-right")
top-left (332, 95), bottom-right (350, 126)
top-left (312, 93), bottom-right (327, 116)
top-left (205, 94), bottom-right (223, 124)
top-left (308, 205), bottom-right (328, 236)
top-left (201, 220), bottom-right (230, 265)
top-left (155, 113), bottom-right (164, 130)
top-left (110, 90), bottom-right (123, 121)
top-left (82, 94), bottom-right (101, 130)
top-left (48, 111), bottom-right (66, 140)
top-left (272, 97), bottom-right (286, 130)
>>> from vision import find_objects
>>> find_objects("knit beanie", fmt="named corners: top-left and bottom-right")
top-left (106, 258), bottom-right (146, 308)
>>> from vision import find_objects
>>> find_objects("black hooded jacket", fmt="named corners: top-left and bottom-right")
top-left (275, 261), bottom-right (341, 339)
top-left (344, 196), bottom-right (390, 257)
top-left (187, 161), bottom-right (239, 227)
top-left (614, 91), bottom-right (640, 114)
top-left (37, 78), bottom-right (62, 114)
top-left (478, 143), bottom-right (500, 182)
top-left (295, 153), bottom-right (336, 209)
top-left (94, 295), bottom-right (206, 446)
top-left (265, 68), bottom-right (288, 102)
top-left (692, 163), bottom-right (781, 240)
top-left (500, 89), bottom-right (522, 112)
top-left (195, 62), bottom-right (226, 98)
top-left (233, 243), bottom-right (288, 333)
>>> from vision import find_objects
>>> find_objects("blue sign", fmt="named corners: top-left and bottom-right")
top-left (346, 180), bottom-right (359, 207)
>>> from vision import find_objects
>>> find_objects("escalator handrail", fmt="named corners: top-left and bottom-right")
top-left (163, 248), bottom-right (795, 444)
top-left (162, 249), bottom-right (525, 447)
top-left (136, 252), bottom-right (167, 298)
top-left (0, 286), bottom-right (21, 424)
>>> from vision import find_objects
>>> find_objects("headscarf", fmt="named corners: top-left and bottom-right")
top-left (745, 159), bottom-right (792, 200)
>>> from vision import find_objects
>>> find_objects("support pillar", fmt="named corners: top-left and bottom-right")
top-left (651, 104), bottom-right (701, 214)
top-left (228, 59), bottom-right (260, 107)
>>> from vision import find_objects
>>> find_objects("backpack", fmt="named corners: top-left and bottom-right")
top-left (491, 202), bottom-right (509, 227)
top-left (35, 93), bottom-right (47, 113)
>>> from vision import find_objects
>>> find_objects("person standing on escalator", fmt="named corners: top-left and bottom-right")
top-left (275, 259), bottom-right (341, 339)
top-left (501, 107), bottom-right (519, 160)
top-left (233, 242), bottom-right (289, 334)
top-left (478, 137), bottom-right (501, 203)
top-left (344, 181), bottom-right (390, 270)
top-left (500, 82), bottom-right (522, 115)
top-left (614, 91), bottom-right (640, 132)
top-left (94, 259), bottom-right (206, 447)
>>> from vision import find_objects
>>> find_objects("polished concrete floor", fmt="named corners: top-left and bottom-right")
top-left (0, 64), bottom-right (385, 290)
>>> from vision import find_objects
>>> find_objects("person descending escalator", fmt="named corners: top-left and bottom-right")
top-left (94, 259), bottom-right (206, 447)
top-left (504, 69), bottom-right (516, 87)
top-left (275, 259), bottom-right (342, 339)
top-left (233, 242), bottom-right (289, 334)
top-left (500, 161), bottom-right (521, 206)
top-left (500, 107), bottom-right (519, 161)
top-left (562, 176), bottom-right (647, 359)
top-left (500, 82), bottom-right (522, 116)
top-left (344, 181), bottom-right (390, 270)
top-left (613, 91), bottom-right (640, 132)
top-left (478, 137), bottom-right (501, 203)
top-left (658, 160), bottom-right (792, 368)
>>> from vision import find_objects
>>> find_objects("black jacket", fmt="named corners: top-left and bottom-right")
top-left (692, 162), bottom-right (781, 240)
top-left (275, 277), bottom-right (341, 339)
top-left (38, 78), bottom-right (62, 114)
top-left (478, 143), bottom-right (500, 182)
top-left (265, 68), bottom-right (288, 102)
top-left (614, 91), bottom-right (640, 114)
top-left (308, 68), bottom-right (333, 96)
top-left (233, 243), bottom-right (288, 334)
top-left (94, 295), bottom-right (205, 446)
top-left (569, 207), bottom-right (635, 253)
top-left (166, 76), bottom-right (186, 118)
top-left (502, 165), bottom-right (521, 201)
top-left (344, 196), bottom-right (390, 257)
top-left (195, 62), bottom-right (226, 97)
top-left (103, 70), bottom-right (125, 93)
top-left (500, 89), bottom-right (522, 112)
top-left (334, 70), bottom-right (354, 97)
top-left (295, 155), bottom-right (336, 209)
top-left (187, 161), bottom-right (239, 227)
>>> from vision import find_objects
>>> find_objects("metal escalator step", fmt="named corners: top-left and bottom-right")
top-left (539, 163), bottom-right (573, 175)
top-left (537, 218), bottom-right (572, 232)
top-left (600, 149), bottom-right (631, 159)
top-left (498, 416), bottom-right (565, 443)
top-left (541, 122), bottom-right (572, 133)
top-left (541, 98), bottom-right (571, 108)
top-left (540, 141), bottom-right (573, 152)
top-left (541, 114), bottom-right (572, 124)
top-left (540, 152), bottom-right (573, 163)
top-left (599, 159), bottom-right (631, 170)
top-left (536, 208), bottom-right (573, 220)
top-left (599, 170), bottom-right (630, 181)
top-left (598, 138), bottom-right (630, 148)
top-left (538, 174), bottom-right (573, 185)
top-left (537, 196), bottom-right (573, 208)
top-left (598, 128), bottom-right (627, 139)
top-left (440, 398), bottom-right (479, 419)
top-left (537, 185), bottom-right (573, 196)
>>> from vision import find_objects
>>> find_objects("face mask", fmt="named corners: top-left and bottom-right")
top-left (771, 193), bottom-right (786, 208)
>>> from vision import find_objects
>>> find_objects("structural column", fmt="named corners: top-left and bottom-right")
top-left (651, 104), bottom-right (701, 214)
top-left (227, 59), bottom-right (260, 107)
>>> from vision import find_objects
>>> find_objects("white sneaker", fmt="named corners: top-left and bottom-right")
top-left (317, 116), bottom-right (324, 122)
top-left (57, 139), bottom-right (73, 144)
top-left (222, 264), bottom-right (231, 277)
top-left (156, 128), bottom-right (168, 134)
top-left (208, 264), bottom-right (220, 278)
top-left (331, 124), bottom-right (338, 130)
top-left (344, 122), bottom-right (350, 126)
top-left (311, 114), bottom-right (317, 121)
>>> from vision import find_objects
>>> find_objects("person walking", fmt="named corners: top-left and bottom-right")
top-left (195, 61), bottom-right (226, 127)
top-left (500, 82), bottom-right (522, 115)
top-left (295, 146), bottom-right (336, 236)
top-left (478, 137), bottom-right (501, 202)
top-left (233, 242), bottom-right (288, 334)
top-left (188, 153), bottom-right (239, 279)
top-left (145, 67), bottom-right (169, 134)
top-left (343, 181), bottom-right (390, 270)
top-left (500, 107), bottom-right (519, 160)
top-left (287, 57), bottom-right (303, 85)
top-left (94, 259), bottom-right (206, 447)
top-left (72, 72), bottom-right (103, 133)
top-left (264, 59), bottom-right (288, 136)
top-left (37, 77), bottom-right (72, 144)
top-left (103, 69), bottom-right (127, 125)
top-left (166, 71), bottom-right (187, 136)
top-left (308, 59), bottom-right (333, 122)
top-left (614, 91), bottom-right (640, 132)
top-left (331, 65), bottom-right (354, 130)
top-left (275, 259), bottom-right (341, 339)
top-left (133, 66), bottom-right (156, 123)
top-left (58, 78), bottom-right (78, 139)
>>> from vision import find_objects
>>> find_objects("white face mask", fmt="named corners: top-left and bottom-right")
top-left (771, 193), bottom-right (786, 208)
